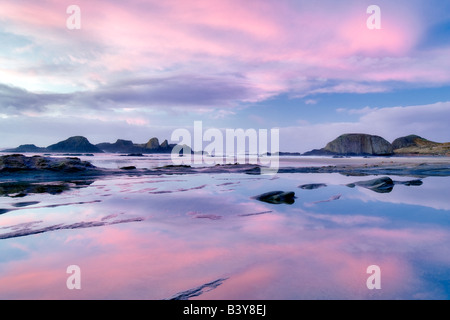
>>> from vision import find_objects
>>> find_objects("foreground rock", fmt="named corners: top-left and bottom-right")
top-left (298, 183), bottom-right (327, 190)
top-left (0, 180), bottom-right (93, 198)
top-left (347, 177), bottom-right (423, 193)
top-left (253, 191), bottom-right (296, 204)
top-left (347, 177), bottom-right (395, 193)
top-left (0, 154), bottom-right (97, 173)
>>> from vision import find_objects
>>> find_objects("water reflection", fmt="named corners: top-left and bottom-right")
top-left (0, 171), bottom-right (449, 299)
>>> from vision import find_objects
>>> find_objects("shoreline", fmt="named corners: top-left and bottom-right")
top-left (1, 154), bottom-right (450, 184)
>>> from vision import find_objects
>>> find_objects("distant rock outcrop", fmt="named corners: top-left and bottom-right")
top-left (304, 133), bottom-right (449, 157)
top-left (325, 134), bottom-right (393, 155)
top-left (3, 144), bottom-right (47, 153)
top-left (96, 137), bottom-right (175, 154)
top-left (392, 135), bottom-right (430, 149)
top-left (304, 134), bottom-right (393, 156)
top-left (139, 137), bottom-right (176, 153)
top-left (142, 138), bottom-right (173, 153)
top-left (145, 137), bottom-right (160, 150)
top-left (3, 136), bottom-right (179, 155)
top-left (96, 139), bottom-right (137, 153)
top-left (47, 136), bottom-right (103, 153)
top-left (392, 135), bottom-right (450, 156)
top-left (160, 139), bottom-right (169, 149)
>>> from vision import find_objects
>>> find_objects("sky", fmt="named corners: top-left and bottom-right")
top-left (1, 0), bottom-right (450, 152)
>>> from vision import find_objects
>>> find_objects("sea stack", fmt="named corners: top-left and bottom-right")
top-left (46, 136), bottom-right (103, 153)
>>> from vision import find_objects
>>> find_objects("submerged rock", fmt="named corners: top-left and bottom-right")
top-left (253, 191), bottom-right (296, 204)
top-left (308, 194), bottom-right (342, 205)
top-left (0, 181), bottom-right (71, 197)
top-left (347, 177), bottom-right (394, 193)
top-left (298, 183), bottom-right (327, 190)
top-left (347, 177), bottom-right (423, 193)
top-left (395, 179), bottom-right (423, 186)
top-left (120, 166), bottom-right (137, 170)
top-left (12, 201), bottom-right (41, 208)
top-left (123, 153), bottom-right (144, 157)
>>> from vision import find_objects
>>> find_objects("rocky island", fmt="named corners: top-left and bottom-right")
top-left (304, 133), bottom-right (450, 156)
top-left (96, 137), bottom-right (178, 154)
top-left (3, 136), bottom-right (103, 154)
top-left (3, 136), bottom-right (184, 154)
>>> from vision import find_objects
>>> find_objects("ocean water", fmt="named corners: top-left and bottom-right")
top-left (0, 154), bottom-right (449, 299)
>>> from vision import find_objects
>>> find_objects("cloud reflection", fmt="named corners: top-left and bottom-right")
top-left (1, 173), bottom-right (449, 299)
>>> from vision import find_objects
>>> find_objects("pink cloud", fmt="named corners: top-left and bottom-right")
top-left (1, 0), bottom-right (447, 105)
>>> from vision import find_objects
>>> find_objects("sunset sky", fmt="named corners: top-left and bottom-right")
top-left (1, 0), bottom-right (450, 152)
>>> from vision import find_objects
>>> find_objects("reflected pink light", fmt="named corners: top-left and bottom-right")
top-left (0, 217), bottom-right (448, 299)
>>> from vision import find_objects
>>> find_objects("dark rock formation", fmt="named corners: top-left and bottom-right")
top-left (304, 134), bottom-right (394, 156)
top-left (97, 137), bottom-right (176, 154)
top-left (324, 134), bottom-right (393, 156)
top-left (392, 135), bottom-right (430, 149)
top-left (347, 177), bottom-right (424, 193)
top-left (120, 153), bottom-right (144, 157)
top-left (302, 149), bottom-right (336, 156)
top-left (0, 181), bottom-right (72, 197)
top-left (298, 183), bottom-right (327, 190)
top-left (141, 137), bottom-right (174, 153)
top-left (3, 144), bottom-right (47, 153)
top-left (347, 177), bottom-right (395, 193)
top-left (145, 137), bottom-right (160, 150)
top-left (4, 136), bottom-right (187, 155)
top-left (47, 136), bottom-right (103, 153)
top-left (392, 135), bottom-right (450, 156)
top-left (120, 166), bottom-right (137, 170)
top-left (395, 179), bottom-right (423, 186)
top-left (253, 191), bottom-right (296, 204)
top-left (96, 139), bottom-right (137, 153)
top-left (160, 140), bottom-right (169, 149)
top-left (0, 154), bottom-right (97, 173)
